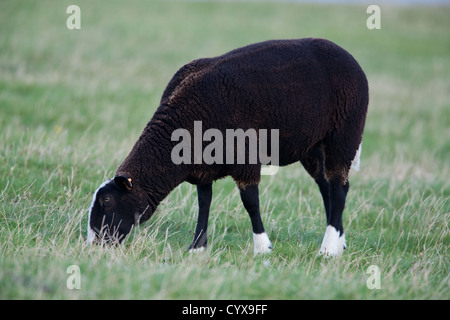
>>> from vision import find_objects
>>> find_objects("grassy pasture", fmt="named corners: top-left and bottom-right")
top-left (0, 0), bottom-right (449, 299)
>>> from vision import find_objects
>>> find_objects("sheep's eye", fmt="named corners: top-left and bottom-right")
top-left (103, 196), bottom-right (111, 204)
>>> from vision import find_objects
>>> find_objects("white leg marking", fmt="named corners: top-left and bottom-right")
top-left (189, 246), bottom-right (206, 253)
top-left (253, 232), bottom-right (272, 255)
top-left (319, 226), bottom-right (346, 257)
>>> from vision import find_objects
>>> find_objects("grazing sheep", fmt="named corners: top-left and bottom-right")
top-left (87, 38), bottom-right (369, 256)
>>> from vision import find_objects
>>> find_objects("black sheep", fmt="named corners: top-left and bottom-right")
top-left (87, 38), bottom-right (369, 256)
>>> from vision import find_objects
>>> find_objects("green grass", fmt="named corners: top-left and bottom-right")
top-left (1, 0), bottom-right (449, 299)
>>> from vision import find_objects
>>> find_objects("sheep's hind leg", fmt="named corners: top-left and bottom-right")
top-left (239, 184), bottom-right (272, 255)
top-left (189, 183), bottom-right (212, 252)
top-left (301, 145), bottom-right (346, 256)
top-left (318, 137), bottom-right (352, 257)
top-left (318, 177), bottom-right (348, 257)
top-left (300, 145), bottom-right (331, 222)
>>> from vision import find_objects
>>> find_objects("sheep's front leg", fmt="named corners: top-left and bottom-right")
top-left (239, 184), bottom-right (272, 255)
top-left (189, 183), bottom-right (212, 252)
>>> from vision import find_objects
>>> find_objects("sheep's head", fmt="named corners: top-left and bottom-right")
top-left (87, 175), bottom-right (150, 245)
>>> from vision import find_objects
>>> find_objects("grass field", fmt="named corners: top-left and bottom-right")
top-left (0, 0), bottom-right (449, 300)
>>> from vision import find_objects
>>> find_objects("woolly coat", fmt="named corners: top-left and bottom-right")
top-left (116, 38), bottom-right (369, 220)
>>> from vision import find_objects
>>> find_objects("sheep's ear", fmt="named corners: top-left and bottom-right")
top-left (114, 175), bottom-right (133, 191)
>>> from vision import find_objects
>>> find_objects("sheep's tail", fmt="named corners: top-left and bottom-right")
top-left (351, 142), bottom-right (362, 172)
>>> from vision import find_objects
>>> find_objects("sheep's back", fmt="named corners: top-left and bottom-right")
top-left (162, 38), bottom-right (368, 166)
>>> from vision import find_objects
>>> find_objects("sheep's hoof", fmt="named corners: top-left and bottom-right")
top-left (189, 247), bottom-right (206, 253)
top-left (253, 232), bottom-right (272, 255)
top-left (318, 226), bottom-right (346, 257)
top-left (188, 245), bottom-right (206, 253)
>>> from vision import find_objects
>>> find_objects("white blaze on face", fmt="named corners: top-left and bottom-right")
top-left (87, 179), bottom-right (111, 245)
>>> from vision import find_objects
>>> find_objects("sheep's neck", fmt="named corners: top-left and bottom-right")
top-left (116, 119), bottom-right (188, 216)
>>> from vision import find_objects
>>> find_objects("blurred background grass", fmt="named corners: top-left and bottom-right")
top-left (0, 0), bottom-right (449, 299)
